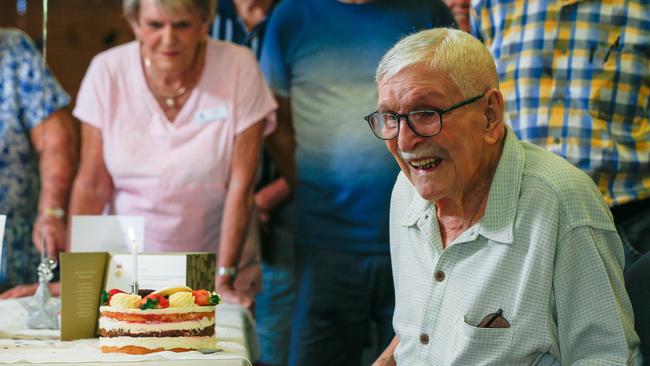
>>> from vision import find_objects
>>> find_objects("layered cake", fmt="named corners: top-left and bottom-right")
top-left (98, 286), bottom-right (220, 354)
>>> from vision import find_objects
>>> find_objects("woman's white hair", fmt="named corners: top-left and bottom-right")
top-left (376, 28), bottom-right (499, 98)
top-left (123, 0), bottom-right (217, 24)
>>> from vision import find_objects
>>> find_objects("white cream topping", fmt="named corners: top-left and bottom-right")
top-left (99, 336), bottom-right (216, 350)
top-left (99, 317), bottom-right (214, 333)
top-left (100, 306), bottom-right (215, 315)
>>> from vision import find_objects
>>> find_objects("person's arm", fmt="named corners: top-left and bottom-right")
top-left (216, 121), bottom-right (265, 307)
top-left (372, 336), bottom-right (399, 366)
top-left (0, 282), bottom-right (60, 299)
top-left (554, 226), bottom-right (641, 364)
top-left (30, 109), bottom-right (78, 258)
top-left (67, 123), bottom-right (114, 248)
top-left (232, 206), bottom-right (262, 302)
top-left (255, 176), bottom-right (291, 223)
top-left (264, 96), bottom-right (295, 188)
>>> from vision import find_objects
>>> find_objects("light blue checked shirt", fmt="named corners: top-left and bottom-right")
top-left (390, 128), bottom-right (641, 365)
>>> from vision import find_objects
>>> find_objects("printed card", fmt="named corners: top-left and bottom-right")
top-left (70, 215), bottom-right (144, 253)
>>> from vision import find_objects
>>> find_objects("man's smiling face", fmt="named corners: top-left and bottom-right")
top-left (378, 65), bottom-right (489, 202)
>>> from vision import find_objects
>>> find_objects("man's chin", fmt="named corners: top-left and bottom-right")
top-left (412, 182), bottom-right (443, 202)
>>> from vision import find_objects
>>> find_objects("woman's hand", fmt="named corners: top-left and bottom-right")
top-left (0, 282), bottom-right (61, 299)
top-left (215, 262), bottom-right (262, 309)
top-left (215, 275), bottom-right (255, 308)
top-left (233, 263), bottom-right (262, 300)
top-left (32, 215), bottom-right (66, 258)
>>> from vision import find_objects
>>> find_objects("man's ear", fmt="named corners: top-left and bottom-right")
top-left (483, 89), bottom-right (505, 144)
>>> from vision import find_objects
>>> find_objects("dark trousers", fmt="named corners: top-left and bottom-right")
top-left (288, 246), bottom-right (395, 366)
top-left (611, 197), bottom-right (650, 271)
top-left (613, 197), bottom-right (650, 365)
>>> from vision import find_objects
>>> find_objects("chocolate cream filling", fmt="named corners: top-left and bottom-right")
top-left (99, 325), bottom-right (215, 338)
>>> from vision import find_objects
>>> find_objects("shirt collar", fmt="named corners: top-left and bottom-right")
top-left (479, 126), bottom-right (524, 244)
top-left (401, 187), bottom-right (432, 227)
top-left (400, 126), bottom-right (525, 245)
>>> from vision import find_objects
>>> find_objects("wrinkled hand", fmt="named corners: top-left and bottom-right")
top-left (216, 276), bottom-right (255, 309)
top-left (0, 281), bottom-right (61, 299)
top-left (32, 215), bottom-right (66, 258)
top-left (371, 355), bottom-right (396, 366)
top-left (233, 263), bottom-right (262, 300)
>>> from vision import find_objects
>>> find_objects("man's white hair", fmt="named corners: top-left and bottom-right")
top-left (376, 28), bottom-right (499, 98)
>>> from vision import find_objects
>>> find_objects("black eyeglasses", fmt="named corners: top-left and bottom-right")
top-left (364, 94), bottom-right (484, 140)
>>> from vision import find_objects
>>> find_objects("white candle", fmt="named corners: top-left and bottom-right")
top-left (127, 226), bottom-right (137, 292)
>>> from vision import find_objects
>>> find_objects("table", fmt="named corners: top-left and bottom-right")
top-left (0, 299), bottom-right (258, 365)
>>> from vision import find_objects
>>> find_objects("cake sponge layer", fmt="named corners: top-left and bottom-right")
top-left (99, 335), bottom-right (216, 353)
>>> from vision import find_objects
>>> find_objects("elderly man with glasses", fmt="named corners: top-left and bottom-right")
top-left (368, 28), bottom-right (642, 366)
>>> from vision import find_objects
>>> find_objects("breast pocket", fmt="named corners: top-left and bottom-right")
top-left (445, 315), bottom-right (514, 365)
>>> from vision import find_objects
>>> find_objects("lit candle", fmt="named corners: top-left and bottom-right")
top-left (127, 226), bottom-right (138, 294)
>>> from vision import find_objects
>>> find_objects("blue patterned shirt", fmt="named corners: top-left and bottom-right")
top-left (0, 29), bottom-right (70, 287)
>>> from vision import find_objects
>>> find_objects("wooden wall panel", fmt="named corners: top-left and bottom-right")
top-left (1, 0), bottom-right (133, 102)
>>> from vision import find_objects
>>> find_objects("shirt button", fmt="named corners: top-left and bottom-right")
top-left (434, 271), bottom-right (445, 282)
top-left (420, 333), bottom-right (429, 345)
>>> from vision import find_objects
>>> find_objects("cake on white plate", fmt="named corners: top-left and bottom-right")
top-left (98, 286), bottom-right (220, 354)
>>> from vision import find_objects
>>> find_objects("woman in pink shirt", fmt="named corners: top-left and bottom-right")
top-left (69, 0), bottom-right (276, 306)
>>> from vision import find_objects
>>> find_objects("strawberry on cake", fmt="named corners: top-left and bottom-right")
top-left (98, 286), bottom-right (220, 354)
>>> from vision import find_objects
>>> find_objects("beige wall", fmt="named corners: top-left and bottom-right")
top-left (1, 0), bottom-right (133, 102)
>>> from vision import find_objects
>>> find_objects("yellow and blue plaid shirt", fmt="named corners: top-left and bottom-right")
top-left (471, 0), bottom-right (650, 207)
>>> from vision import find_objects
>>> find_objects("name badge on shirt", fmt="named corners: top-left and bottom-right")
top-left (195, 106), bottom-right (228, 124)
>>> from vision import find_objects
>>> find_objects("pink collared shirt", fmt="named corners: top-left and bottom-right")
top-left (73, 40), bottom-right (277, 253)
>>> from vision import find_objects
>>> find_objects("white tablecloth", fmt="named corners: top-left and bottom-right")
top-left (0, 299), bottom-right (258, 365)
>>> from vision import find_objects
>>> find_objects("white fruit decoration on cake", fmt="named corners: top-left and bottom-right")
top-left (98, 286), bottom-right (220, 354)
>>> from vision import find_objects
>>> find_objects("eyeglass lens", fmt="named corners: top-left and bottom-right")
top-left (369, 111), bottom-right (441, 139)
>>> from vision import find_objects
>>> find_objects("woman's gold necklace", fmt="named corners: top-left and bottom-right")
top-left (144, 57), bottom-right (196, 108)
top-left (161, 86), bottom-right (189, 108)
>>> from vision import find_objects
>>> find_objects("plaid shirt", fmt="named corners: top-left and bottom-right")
top-left (471, 0), bottom-right (650, 207)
